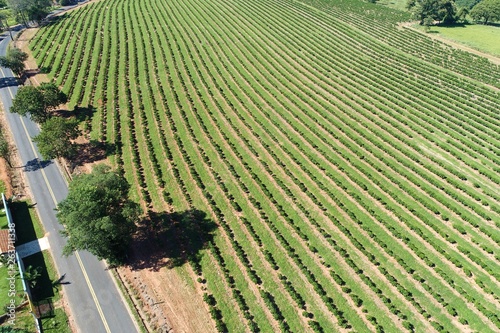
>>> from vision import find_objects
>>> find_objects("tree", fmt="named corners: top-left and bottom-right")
top-left (0, 47), bottom-right (28, 76)
top-left (23, 265), bottom-right (41, 288)
top-left (0, 124), bottom-right (13, 167)
top-left (33, 117), bottom-right (80, 160)
top-left (470, 0), bottom-right (500, 24)
top-left (10, 83), bottom-right (67, 124)
top-left (0, 11), bottom-right (14, 40)
top-left (38, 82), bottom-right (68, 110)
top-left (10, 86), bottom-right (47, 123)
top-left (56, 165), bottom-right (140, 265)
top-left (7, 0), bottom-right (51, 27)
top-left (407, 0), bottom-right (458, 24)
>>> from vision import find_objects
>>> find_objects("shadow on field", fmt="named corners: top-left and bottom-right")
top-left (129, 209), bottom-right (218, 272)
top-left (55, 105), bottom-right (115, 166)
top-left (54, 105), bottom-right (96, 122)
top-left (40, 13), bottom-right (67, 27)
top-left (71, 140), bottom-right (116, 166)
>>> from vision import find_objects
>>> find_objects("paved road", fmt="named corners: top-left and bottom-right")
top-left (0, 30), bottom-right (140, 333)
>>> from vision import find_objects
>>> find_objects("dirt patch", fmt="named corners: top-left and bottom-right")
top-left (0, 106), bottom-right (29, 200)
top-left (118, 254), bottom-right (214, 333)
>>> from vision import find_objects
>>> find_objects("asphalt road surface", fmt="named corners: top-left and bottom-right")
top-left (0, 29), bottom-right (140, 333)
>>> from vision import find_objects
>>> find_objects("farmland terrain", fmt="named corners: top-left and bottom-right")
top-left (30, 0), bottom-right (500, 332)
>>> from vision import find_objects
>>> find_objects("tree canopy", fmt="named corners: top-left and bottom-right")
top-left (56, 165), bottom-right (140, 265)
top-left (33, 117), bottom-right (80, 160)
top-left (470, 0), bottom-right (500, 23)
top-left (38, 82), bottom-right (68, 110)
top-left (6, 0), bottom-right (51, 26)
top-left (10, 83), bottom-right (67, 123)
top-left (407, 0), bottom-right (458, 24)
top-left (0, 47), bottom-right (28, 76)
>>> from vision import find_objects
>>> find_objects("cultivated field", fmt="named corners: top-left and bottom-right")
top-left (30, 0), bottom-right (500, 331)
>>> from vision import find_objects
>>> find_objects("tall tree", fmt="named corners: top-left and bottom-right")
top-left (10, 85), bottom-right (47, 123)
top-left (470, 0), bottom-right (500, 23)
top-left (57, 165), bottom-right (140, 265)
top-left (0, 47), bottom-right (28, 76)
top-left (0, 11), bottom-right (14, 40)
top-left (33, 117), bottom-right (80, 160)
top-left (6, 0), bottom-right (51, 26)
top-left (10, 83), bottom-right (67, 123)
top-left (407, 0), bottom-right (458, 24)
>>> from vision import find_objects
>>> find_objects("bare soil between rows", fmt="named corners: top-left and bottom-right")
top-left (17, 15), bottom-right (214, 333)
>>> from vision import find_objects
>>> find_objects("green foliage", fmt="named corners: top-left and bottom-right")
top-left (29, 0), bottom-right (500, 331)
top-left (32, 116), bottom-right (80, 160)
top-left (407, 0), bottom-right (458, 24)
top-left (455, 0), bottom-right (481, 9)
top-left (56, 165), bottom-right (140, 265)
top-left (0, 326), bottom-right (32, 333)
top-left (10, 83), bottom-right (66, 124)
top-left (0, 47), bottom-right (27, 76)
top-left (0, 123), bottom-right (12, 167)
top-left (10, 85), bottom-right (47, 123)
top-left (470, 0), bottom-right (500, 23)
top-left (38, 82), bottom-right (68, 110)
top-left (23, 265), bottom-right (41, 288)
top-left (6, 0), bottom-right (51, 26)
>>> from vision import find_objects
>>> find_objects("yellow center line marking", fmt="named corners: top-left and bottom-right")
top-left (1, 68), bottom-right (112, 333)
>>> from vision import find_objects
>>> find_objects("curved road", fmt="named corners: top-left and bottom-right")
top-left (0, 29), bottom-right (140, 333)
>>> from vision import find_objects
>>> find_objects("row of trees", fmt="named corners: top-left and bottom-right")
top-left (0, 48), bottom-right (80, 161)
top-left (0, 46), bottom-right (139, 266)
top-left (407, 0), bottom-right (500, 25)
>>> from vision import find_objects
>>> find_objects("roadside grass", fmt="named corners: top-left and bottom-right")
top-left (1, 309), bottom-right (34, 331)
top-left (22, 251), bottom-right (57, 302)
top-left (423, 24), bottom-right (500, 56)
top-left (0, 180), bottom-right (6, 197)
top-left (0, 208), bottom-right (7, 229)
top-left (12, 201), bottom-right (44, 246)
top-left (111, 270), bottom-right (148, 333)
top-left (11, 201), bottom-right (70, 332)
top-left (0, 263), bottom-right (25, 310)
top-left (40, 308), bottom-right (71, 333)
top-left (22, 251), bottom-right (71, 333)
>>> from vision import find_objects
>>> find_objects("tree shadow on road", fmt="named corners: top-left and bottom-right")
top-left (0, 77), bottom-right (19, 88)
top-left (24, 158), bottom-right (53, 172)
top-left (128, 208), bottom-right (218, 272)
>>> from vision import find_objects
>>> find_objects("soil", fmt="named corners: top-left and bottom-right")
top-left (0, 103), bottom-right (28, 200)
top-left (117, 245), bottom-right (214, 333)
top-left (16, 9), bottom-right (217, 333)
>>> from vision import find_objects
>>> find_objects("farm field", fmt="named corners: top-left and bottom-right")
top-left (422, 24), bottom-right (500, 57)
top-left (29, 0), bottom-right (500, 332)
